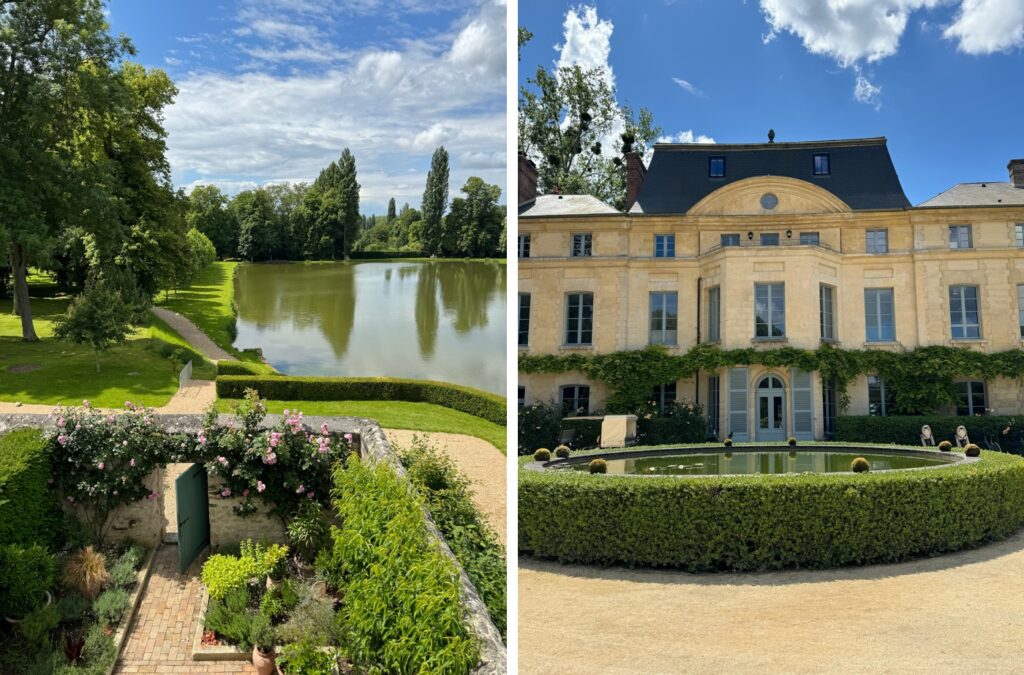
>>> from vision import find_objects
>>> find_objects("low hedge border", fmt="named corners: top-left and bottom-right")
top-left (836, 415), bottom-right (1023, 452)
top-left (216, 375), bottom-right (506, 426)
top-left (216, 360), bottom-right (273, 376)
top-left (0, 429), bottom-right (59, 548)
top-left (518, 444), bottom-right (1024, 571)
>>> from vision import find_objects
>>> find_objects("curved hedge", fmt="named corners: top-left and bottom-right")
top-left (518, 447), bottom-right (1024, 571)
top-left (0, 430), bottom-right (59, 548)
top-left (216, 375), bottom-right (506, 426)
top-left (216, 360), bottom-right (273, 376)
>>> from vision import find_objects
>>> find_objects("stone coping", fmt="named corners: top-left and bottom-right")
top-left (108, 546), bottom-right (158, 675)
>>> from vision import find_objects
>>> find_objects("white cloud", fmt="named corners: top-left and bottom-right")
top-left (656, 131), bottom-right (716, 144)
top-left (944, 0), bottom-right (1024, 54)
top-left (164, 56), bottom-right (183, 67)
top-left (447, 0), bottom-right (506, 78)
top-left (672, 77), bottom-right (705, 97)
top-left (556, 5), bottom-right (615, 89)
top-left (853, 68), bottom-right (882, 108)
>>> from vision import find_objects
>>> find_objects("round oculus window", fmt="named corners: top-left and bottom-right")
top-left (760, 193), bottom-right (779, 210)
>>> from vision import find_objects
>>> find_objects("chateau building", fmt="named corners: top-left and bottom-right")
top-left (517, 137), bottom-right (1024, 441)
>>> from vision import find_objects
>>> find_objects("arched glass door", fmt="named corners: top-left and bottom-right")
top-left (756, 375), bottom-right (786, 441)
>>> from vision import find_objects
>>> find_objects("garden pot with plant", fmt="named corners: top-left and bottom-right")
top-left (286, 502), bottom-right (329, 578)
top-left (250, 614), bottom-right (278, 675)
top-left (0, 544), bottom-right (57, 623)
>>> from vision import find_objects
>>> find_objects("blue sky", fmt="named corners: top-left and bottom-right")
top-left (107, 0), bottom-right (506, 213)
top-left (518, 1), bottom-right (1024, 205)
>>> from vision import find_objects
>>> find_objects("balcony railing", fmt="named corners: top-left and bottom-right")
top-left (701, 240), bottom-right (836, 256)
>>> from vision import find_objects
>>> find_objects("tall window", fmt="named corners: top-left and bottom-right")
top-left (561, 385), bottom-right (590, 417)
top-left (721, 233), bottom-right (740, 247)
top-left (1018, 284), bottom-right (1024, 338)
top-left (518, 234), bottom-right (531, 258)
top-left (949, 285), bottom-right (981, 339)
top-left (813, 153), bottom-right (830, 175)
top-left (868, 375), bottom-right (894, 416)
top-left (517, 386), bottom-right (525, 409)
top-left (822, 377), bottom-right (838, 439)
top-left (956, 381), bottom-right (987, 416)
top-left (949, 224), bottom-right (972, 249)
top-left (864, 288), bottom-right (895, 342)
top-left (800, 232), bottom-right (820, 245)
top-left (649, 292), bottom-right (678, 345)
top-left (654, 234), bottom-right (675, 258)
top-left (707, 286), bottom-right (721, 342)
top-left (706, 375), bottom-right (721, 438)
top-left (754, 283), bottom-right (785, 338)
top-left (709, 156), bottom-right (725, 177)
top-left (760, 233), bottom-right (779, 246)
top-left (819, 284), bottom-right (836, 341)
top-left (651, 382), bottom-right (677, 415)
top-left (565, 292), bottom-right (593, 345)
top-left (518, 293), bottom-right (530, 346)
top-left (866, 229), bottom-right (888, 254)
top-left (571, 233), bottom-right (592, 257)
top-left (1016, 224), bottom-right (1024, 248)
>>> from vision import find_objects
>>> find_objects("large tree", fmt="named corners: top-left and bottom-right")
top-left (386, 197), bottom-right (397, 224)
top-left (232, 189), bottom-right (276, 261)
top-left (448, 177), bottom-right (504, 258)
top-left (302, 150), bottom-right (360, 259)
top-left (519, 63), bottom-right (660, 210)
top-left (420, 146), bottom-right (449, 257)
top-left (186, 185), bottom-right (237, 258)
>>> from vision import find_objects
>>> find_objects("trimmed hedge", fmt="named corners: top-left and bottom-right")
top-left (836, 415), bottom-right (1023, 452)
top-left (518, 446), bottom-right (1024, 571)
top-left (0, 430), bottom-right (59, 548)
top-left (216, 360), bottom-right (273, 376)
top-left (217, 375), bottom-right (506, 426)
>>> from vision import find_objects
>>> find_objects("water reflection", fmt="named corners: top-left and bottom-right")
top-left (233, 261), bottom-right (506, 394)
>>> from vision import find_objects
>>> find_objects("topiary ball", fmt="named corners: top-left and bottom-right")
top-left (554, 445), bottom-right (571, 458)
top-left (850, 457), bottom-right (870, 473)
top-left (588, 458), bottom-right (607, 474)
top-left (965, 443), bottom-right (981, 457)
top-left (533, 448), bottom-right (551, 462)
top-left (724, 438), bottom-right (733, 447)
top-left (938, 440), bottom-right (952, 452)
top-left (788, 437), bottom-right (797, 447)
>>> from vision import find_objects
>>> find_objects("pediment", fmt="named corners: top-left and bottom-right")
top-left (687, 176), bottom-right (852, 216)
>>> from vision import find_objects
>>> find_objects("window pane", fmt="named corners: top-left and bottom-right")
top-left (755, 285), bottom-right (769, 337)
top-left (518, 235), bottom-right (530, 258)
top-left (820, 285), bottom-right (834, 340)
top-left (710, 157), bottom-right (725, 177)
top-left (800, 232), bottom-right (820, 245)
top-left (867, 229), bottom-right (888, 254)
top-left (950, 286), bottom-right (981, 339)
top-left (1018, 285), bottom-right (1024, 337)
top-left (572, 234), bottom-right (592, 257)
top-left (518, 293), bottom-right (530, 346)
top-left (865, 289), bottom-right (895, 342)
top-left (814, 154), bottom-right (830, 175)
top-left (708, 287), bottom-right (721, 341)
top-left (761, 233), bottom-right (779, 246)
top-left (721, 234), bottom-right (740, 247)
top-left (1016, 224), bottom-right (1024, 248)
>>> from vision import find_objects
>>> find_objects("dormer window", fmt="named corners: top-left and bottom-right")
top-left (813, 153), bottom-right (830, 175)
top-left (709, 156), bottom-right (725, 178)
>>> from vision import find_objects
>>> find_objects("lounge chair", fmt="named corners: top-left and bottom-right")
top-left (920, 425), bottom-right (935, 446)
top-left (955, 425), bottom-right (970, 448)
top-left (557, 428), bottom-right (576, 448)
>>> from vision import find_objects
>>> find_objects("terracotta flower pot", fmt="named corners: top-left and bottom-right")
top-left (253, 646), bottom-right (276, 675)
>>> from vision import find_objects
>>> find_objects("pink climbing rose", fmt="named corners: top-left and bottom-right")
top-left (257, 481), bottom-right (266, 493)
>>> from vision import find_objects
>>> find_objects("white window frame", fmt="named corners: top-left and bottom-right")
top-left (571, 233), bottom-right (592, 257)
top-left (518, 234), bottom-right (531, 258)
top-left (956, 381), bottom-right (987, 416)
top-left (949, 224), bottom-right (972, 250)
top-left (866, 229), bottom-right (888, 254)
top-left (654, 234), bottom-right (675, 258)
top-left (649, 292), bottom-right (678, 345)
top-left (949, 285), bottom-right (981, 339)
top-left (707, 286), bottom-right (721, 342)
top-left (819, 284), bottom-right (836, 341)
top-left (754, 282), bottom-right (785, 338)
top-left (864, 288), bottom-right (895, 342)
top-left (565, 292), bottom-right (593, 346)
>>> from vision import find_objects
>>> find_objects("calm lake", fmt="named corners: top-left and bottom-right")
top-left (232, 261), bottom-right (507, 394)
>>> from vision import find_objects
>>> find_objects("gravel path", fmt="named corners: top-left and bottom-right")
top-left (519, 531), bottom-right (1024, 673)
top-left (151, 306), bottom-right (235, 362)
top-left (385, 429), bottom-right (506, 545)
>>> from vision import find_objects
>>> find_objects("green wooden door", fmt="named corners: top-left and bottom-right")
top-left (176, 464), bottom-right (210, 573)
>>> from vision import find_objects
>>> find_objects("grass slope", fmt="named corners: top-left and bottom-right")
top-left (157, 260), bottom-right (238, 351)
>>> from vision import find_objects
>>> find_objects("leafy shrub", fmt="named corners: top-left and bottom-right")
top-left (788, 437), bottom-right (797, 446)
top-left (278, 641), bottom-right (338, 675)
top-left (201, 554), bottom-right (260, 600)
top-left (93, 588), bottom-right (130, 627)
top-left (0, 430), bottom-right (59, 548)
top-left (938, 441), bottom-right (953, 452)
top-left (18, 602), bottom-right (59, 650)
top-left (518, 449), bottom-right (1024, 571)
top-left (836, 415), bottom-right (1022, 451)
top-left (216, 375), bottom-right (506, 426)
top-left (0, 544), bottom-right (57, 618)
top-left (276, 583), bottom-right (340, 647)
top-left (259, 579), bottom-right (298, 621)
top-left (517, 402), bottom-right (562, 454)
top-left (636, 403), bottom-right (706, 446)
top-left (119, 543), bottom-right (146, 570)
top-left (57, 593), bottom-right (91, 624)
top-left (249, 612), bottom-right (278, 653)
top-left (217, 360), bottom-right (270, 376)
top-left (81, 623), bottom-right (117, 673)
top-left (63, 546), bottom-right (109, 600)
top-left (320, 458), bottom-right (479, 673)
top-left (966, 444), bottom-right (981, 457)
top-left (724, 438), bottom-right (733, 447)
top-left (109, 559), bottom-right (137, 589)
top-left (588, 459), bottom-right (607, 474)
top-left (851, 457), bottom-right (870, 473)
top-left (400, 441), bottom-right (506, 638)
top-left (533, 448), bottom-right (550, 461)
top-left (554, 445), bottom-right (571, 458)
top-left (240, 540), bottom-right (289, 580)
top-left (205, 586), bottom-right (254, 650)
top-left (287, 501), bottom-right (330, 563)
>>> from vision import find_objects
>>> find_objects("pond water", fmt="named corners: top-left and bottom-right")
top-left (556, 450), bottom-right (957, 475)
top-left (232, 261), bottom-right (506, 394)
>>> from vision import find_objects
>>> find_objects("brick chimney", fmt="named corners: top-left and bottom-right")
top-left (625, 151), bottom-right (646, 210)
top-left (518, 153), bottom-right (538, 205)
top-left (1009, 159), bottom-right (1024, 188)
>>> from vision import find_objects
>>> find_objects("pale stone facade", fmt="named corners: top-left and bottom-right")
top-left (518, 141), bottom-right (1024, 441)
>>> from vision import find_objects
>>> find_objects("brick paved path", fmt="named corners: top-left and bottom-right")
top-left (116, 545), bottom-right (255, 674)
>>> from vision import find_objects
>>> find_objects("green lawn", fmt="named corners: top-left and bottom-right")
top-left (217, 398), bottom-right (507, 452)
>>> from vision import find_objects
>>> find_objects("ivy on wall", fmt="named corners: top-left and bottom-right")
top-left (519, 344), bottom-right (1024, 415)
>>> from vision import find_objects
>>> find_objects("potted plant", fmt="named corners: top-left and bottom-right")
top-left (0, 544), bottom-right (57, 623)
top-left (286, 503), bottom-right (328, 578)
top-left (250, 614), bottom-right (278, 675)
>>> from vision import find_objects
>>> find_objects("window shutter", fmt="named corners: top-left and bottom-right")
top-left (728, 367), bottom-right (749, 442)
top-left (791, 369), bottom-right (814, 440)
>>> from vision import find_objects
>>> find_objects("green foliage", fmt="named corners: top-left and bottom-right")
top-left (54, 276), bottom-right (138, 373)
top-left (789, 437), bottom-right (798, 446)
top-left (447, 177), bottom-right (505, 258)
top-left (588, 459), bottom-right (607, 474)
top-left (835, 415), bottom-right (1022, 450)
top-left (399, 441), bottom-right (507, 638)
top-left (533, 448), bottom-right (551, 461)
top-left (278, 641), bottom-right (339, 674)
top-left (259, 579), bottom-right (298, 621)
top-left (57, 593), bottom-right (91, 624)
top-left (517, 402), bottom-right (562, 454)
top-left (966, 444), bottom-right (981, 457)
top-left (92, 588), bottom-right (130, 627)
top-left (302, 149), bottom-right (360, 259)
top-left (186, 185), bottom-right (238, 258)
top-left (205, 586), bottom-right (255, 651)
top-left (520, 344), bottom-right (1024, 416)
top-left (321, 458), bottom-right (479, 674)
top-left (939, 441), bottom-right (953, 452)
top-left (240, 540), bottom-right (289, 580)
top-left (0, 544), bottom-right (57, 618)
top-left (218, 360), bottom-right (271, 376)
top-left (287, 501), bottom-right (330, 563)
top-left (421, 146), bottom-right (450, 256)
top-left (216, 375), bottom-right (506, 426)
top-left (724, 438), bottom-right (733, 447)
top-left (851, 457), bottom-right (870, 473)
top-left (518, 449), bottom-right (1024, 570)
top-left (109, 559), bottom-right (138, 589)
top-left (276, 583), bottom-right (340, 647)
top-left (249, 612), bottom-right (278, 653)
top-left (555, 445), bottom-right (571, 458)
top-left (201, 554), bottom-right (260, 600)
top-left (81, 623), bottom-right (117, 673)
top-left (18, 601), bottom-right (59, 650)
top-left (0, 429), bottom-right (59, 548)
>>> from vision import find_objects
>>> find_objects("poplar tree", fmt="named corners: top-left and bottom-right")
top-left (386, 197), bottom-right (397, 224)
top-left (420, 146), bottom-right (449, 256)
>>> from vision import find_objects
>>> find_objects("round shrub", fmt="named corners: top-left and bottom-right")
top-left (965, 444), bottom-right (981, 457)
top-left (519, 446), bottom-right (1024, 571)
top-left (0, 544), bottom-right (57, 618)
top-left (533, 448), bottom-right (551, 462)
top-left (588, 459), bottom-right (607, 474)
top-left (788, 437), bottom-right (797, 447)
top-left (938, 441), bottom-right (953, 452)
top-left (554, 445), bottom-right (571, 458)
top-left (850, 457), bottom-right (870, 473)
top-left (724, 438), bottom-right (733, 447)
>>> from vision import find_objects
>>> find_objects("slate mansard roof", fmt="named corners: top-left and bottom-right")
top-left (917, 182), bottom-right (1024, 208)
top-left (632, 137), bottom-right (912, 214)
